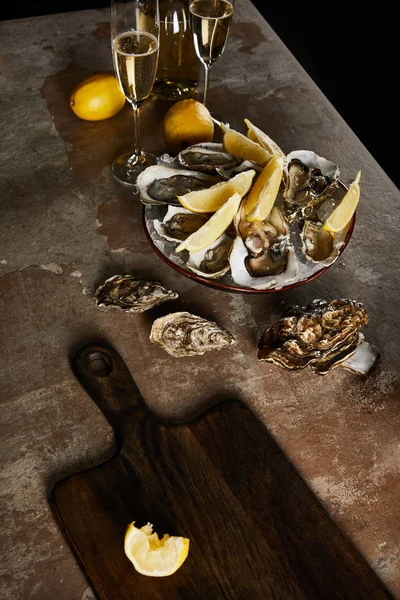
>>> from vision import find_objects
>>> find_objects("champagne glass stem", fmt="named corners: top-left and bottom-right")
top-left (110, 0), bottom-right (159, 185)
top-left (128, 102), bottom-right (141, 165)
top-left (203, 64), bottom-right (211, 107)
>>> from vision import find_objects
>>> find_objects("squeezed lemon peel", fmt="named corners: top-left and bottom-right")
top-left (124, 522), bottom-right (189, 577)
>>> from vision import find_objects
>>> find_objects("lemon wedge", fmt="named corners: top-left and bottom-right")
top-left (322, 171), bottom-right (361, 233)
top-left (176, 192), bottom-right (241, 253)
top-left (221, 123), bottom-right (272, 166)
top-left (124, 522), bottom-right (189, 577)
top-left (244, 118), bottom-right (285, 158)
top-left (178, 169), bottom-right (255, 213)
top-left (244, 154), bottom-right (284, 221)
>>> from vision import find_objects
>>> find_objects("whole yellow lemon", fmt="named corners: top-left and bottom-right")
top-left (70, 73), bottom-right (125, 121)
top-left (163, 99), bottom-right (214, 155)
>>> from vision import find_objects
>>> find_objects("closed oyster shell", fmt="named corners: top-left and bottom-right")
top-left (258, 298), bottom-right (371, 374)
top-left (95, 275), bottom-right (178, 313)
top-left (150, 311), bottom-right (235, 357)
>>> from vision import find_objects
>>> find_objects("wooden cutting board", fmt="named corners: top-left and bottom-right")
top-left (51, 343), bottom-right (393, 600)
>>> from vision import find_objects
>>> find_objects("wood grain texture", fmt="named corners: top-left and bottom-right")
top-left (51, 343), bottom-right (393, 599)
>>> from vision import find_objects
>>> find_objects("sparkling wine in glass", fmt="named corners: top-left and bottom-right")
top-left (189, 0), bottom-right (234, 107)
top-left (111, 0), bottom-right (160, 185)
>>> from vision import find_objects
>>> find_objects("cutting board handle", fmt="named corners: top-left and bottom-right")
top-left (72, 343), bottom-right (142, 437)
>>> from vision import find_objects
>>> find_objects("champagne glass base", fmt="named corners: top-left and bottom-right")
top-left (111, 151), bottom-right (157, 186)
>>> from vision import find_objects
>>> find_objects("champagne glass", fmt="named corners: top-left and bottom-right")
top-left (111, 0), bottom-right (160, 185)
top-left (189, 0), bottom-right (234, 107)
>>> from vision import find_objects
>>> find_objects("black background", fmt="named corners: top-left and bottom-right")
top-left (1, 0), bottom-right (398, 188)
top-left (251, 1), bottom-right (398, 189)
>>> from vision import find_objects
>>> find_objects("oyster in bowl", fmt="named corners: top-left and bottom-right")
top-left (283, 150), bottom-right (340, 221)
top-left (141, 124), bottom-right (358, 293)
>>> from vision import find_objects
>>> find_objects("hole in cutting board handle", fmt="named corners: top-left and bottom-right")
top-left (86, 351), bottom-right (113, 377)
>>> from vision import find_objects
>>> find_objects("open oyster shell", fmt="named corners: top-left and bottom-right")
top-left (258, 298), bottom-right (379, 375)
top-left (135, 165), bottom-right (222, 206)
top-left (283, 150), bottom-right (340, 221)
top-left (95, 275), bottom-right (178, 313)
top-left (153, 207), bottom-right (232, 279)
top-left (153, 206), bottom-right (210, 243)
top-left (300, 219), bottom-right (349, 266)
top-left (150, 311), bottom-right (235, 357)
top-left (229, 204), bottom-right (298, 290)
top-left (216, 159), bottom-right (263, 180)
top-left (187, 234), bottom-right (233, 279)
top-left (300, 220), bottom-right (335, 263)
top-left (298, 178), bottom-right (352, 265)
top-left (178, 143), bottom-right (241, 173)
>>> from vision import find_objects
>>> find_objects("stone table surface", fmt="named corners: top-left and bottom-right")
top-left (1, 4), bottom-right (399, 599)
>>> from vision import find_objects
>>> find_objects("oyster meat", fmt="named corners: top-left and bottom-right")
top-left (150, 311), bottom-right (235, 357)
top-left (95, 275), bottom-right (178, 313)
top-left (178, 143), bottom-right (241, 173)
top-left (300, 220), bottom-right (335, 263)
top-left (283, 150), bottom-right (340, 220)
top-left (136, 165), bottom-right (222, 206)
top-left (258, 298), bottom-right (379, 375)
top-left (300, 219), bottom-right (347, 266)
top-left (153, 206), bottom-right (210, 243)
top-left (153, 207), bottom-right (233, 279)
top-left (229, 204), bottom-right (298, 290)
top-left (187, 234), bottom-right (233, 279)
top-left (216, 159), bottom-right (263, 180)
top-left (144, 139), bottom-right (356, 292)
